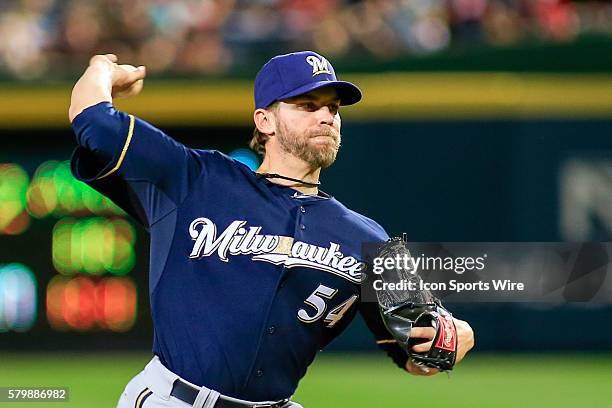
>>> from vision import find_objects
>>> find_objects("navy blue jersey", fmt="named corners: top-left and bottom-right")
top-left (71, 102), bottom-right (407, 401)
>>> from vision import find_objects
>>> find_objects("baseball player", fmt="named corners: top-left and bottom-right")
top-left (68, 51), bottom-right (474, 408)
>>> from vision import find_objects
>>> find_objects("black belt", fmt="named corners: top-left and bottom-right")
top-left (170, 379), bottom-right (290, 408)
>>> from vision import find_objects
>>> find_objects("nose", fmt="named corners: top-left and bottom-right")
top-left (318, 106), bottom-right (335, 126)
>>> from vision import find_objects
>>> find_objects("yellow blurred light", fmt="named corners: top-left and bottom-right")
top-left (26, 178), bottom-right (58, 218)
top-left (26, 160), bottom-right (59, 218)
top-left (52, 217), bottom-right (136, 275)
top-left (81, 219), bottom-right (106, 274)
top-left (2, 210), bottom-right (30, 235)
top-left (52, 218), bottom-right (76, 275)
top-left (0, 163), bottom-right (30, 235)
top-left (103, 219), bottom-right (136, 275)
top-left (27, 160), bottom-right (125, 218)
top-left (70, 219), bottom-right (84, 272)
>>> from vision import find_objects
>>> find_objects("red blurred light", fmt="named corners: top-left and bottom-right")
top-left (99, 278), bottom-right (137, 331)
top-left (46, 276), bottom-right (137, 332)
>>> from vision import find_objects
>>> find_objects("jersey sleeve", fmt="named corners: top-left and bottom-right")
top-left (359, 301), bottom-right (409, 370)
top-left (70, 102), bottom-right (203, 226)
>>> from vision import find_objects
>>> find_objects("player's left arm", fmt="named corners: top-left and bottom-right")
top-left (359, 302), bottom-right (475, 376)
top-left (357, 221), bottom-right (475, 376)
top-left (404, 318), bottom-right (475, 376)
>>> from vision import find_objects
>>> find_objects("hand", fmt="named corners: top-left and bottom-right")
top-left (404, 318), bottom-right (475, 376)
top-left (405, 357), bottom-right (440, 376)
top-left (88, 54), bottom-right (146, 98)
top-left (69, 54), bottom-right (147, 122)
top-left (404, 326), bottom-right (440, 376)
top-left (453, 318), bottom-right (475, 364)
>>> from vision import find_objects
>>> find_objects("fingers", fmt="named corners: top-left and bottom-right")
top-left (133, 66), bottom-right (146, 80)
top-left (117, 64), bottom-right (146, 78)
top-left (110, 64), bottom-right (146, 96)
top-left (409, 327), bottom-right (436, 353)
top-left (88, 54), bottom-right (145, 79)
top-left (89, 54), bottom-right (116, 66)
top-left (111, 66), bottom-right (145, 98)
top-left (405, 359), bottom-right (440, 376)
top-left (409, 326), bottom-right (436, 353)
top-left (412, 340), bottom-right (433, 353)
top-left (409, 326), bottom-right (435, 340)
top-left (123, 66), bottom-right (146, 88)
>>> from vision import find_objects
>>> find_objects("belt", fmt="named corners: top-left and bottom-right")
top-left (170, 379), bottom-right (290, 408)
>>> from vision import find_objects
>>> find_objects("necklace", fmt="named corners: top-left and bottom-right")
top-left (255, 172), bottom-right (321, 187)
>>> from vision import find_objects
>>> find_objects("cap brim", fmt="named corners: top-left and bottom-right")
top-left (276, 80), bottom-right (362, 106)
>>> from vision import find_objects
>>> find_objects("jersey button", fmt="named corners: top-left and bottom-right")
top-left (300, 206), bottom-right (306, 213)
top-left (300, 224), bottom-right (305, 230)
top-left (267, 325), bottom-right (276, 334)
top-left (255, 369), bottom-right (264, 377)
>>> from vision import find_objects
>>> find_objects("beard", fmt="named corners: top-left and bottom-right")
top-left (276, 119), bottom-right (341, 169)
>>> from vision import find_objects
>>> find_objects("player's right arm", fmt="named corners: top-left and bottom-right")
top-left (69, 54), bottom-right (145, 122)
top-left (68, 54), bottom-right (203, 227)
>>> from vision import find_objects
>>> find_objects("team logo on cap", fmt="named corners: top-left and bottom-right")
top-left (306, 55), bottom-right (332, 76)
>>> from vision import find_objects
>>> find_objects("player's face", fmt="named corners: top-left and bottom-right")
top-left (275, 87), bottom-right (342, 169)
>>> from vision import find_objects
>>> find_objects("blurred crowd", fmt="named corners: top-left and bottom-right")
top-left (1, 0), bottom-right (612, 80)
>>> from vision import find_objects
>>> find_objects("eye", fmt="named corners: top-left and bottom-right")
top-left (298, 102), bottom-right (314, 110)
top-left (328, 104), bottom-right (339, 115)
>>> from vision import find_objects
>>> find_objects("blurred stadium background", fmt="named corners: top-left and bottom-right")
top-left (1, 0), bottom-right (611, 407)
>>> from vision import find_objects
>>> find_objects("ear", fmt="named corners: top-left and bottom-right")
top-left (254, 108), bottom-right (277, 135)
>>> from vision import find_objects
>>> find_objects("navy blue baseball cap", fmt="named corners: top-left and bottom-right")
top-left (254, 51), bottom-right (362, 109)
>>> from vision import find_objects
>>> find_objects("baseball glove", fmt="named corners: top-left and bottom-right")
top-left (374, 237), bottom-right (457, 371)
